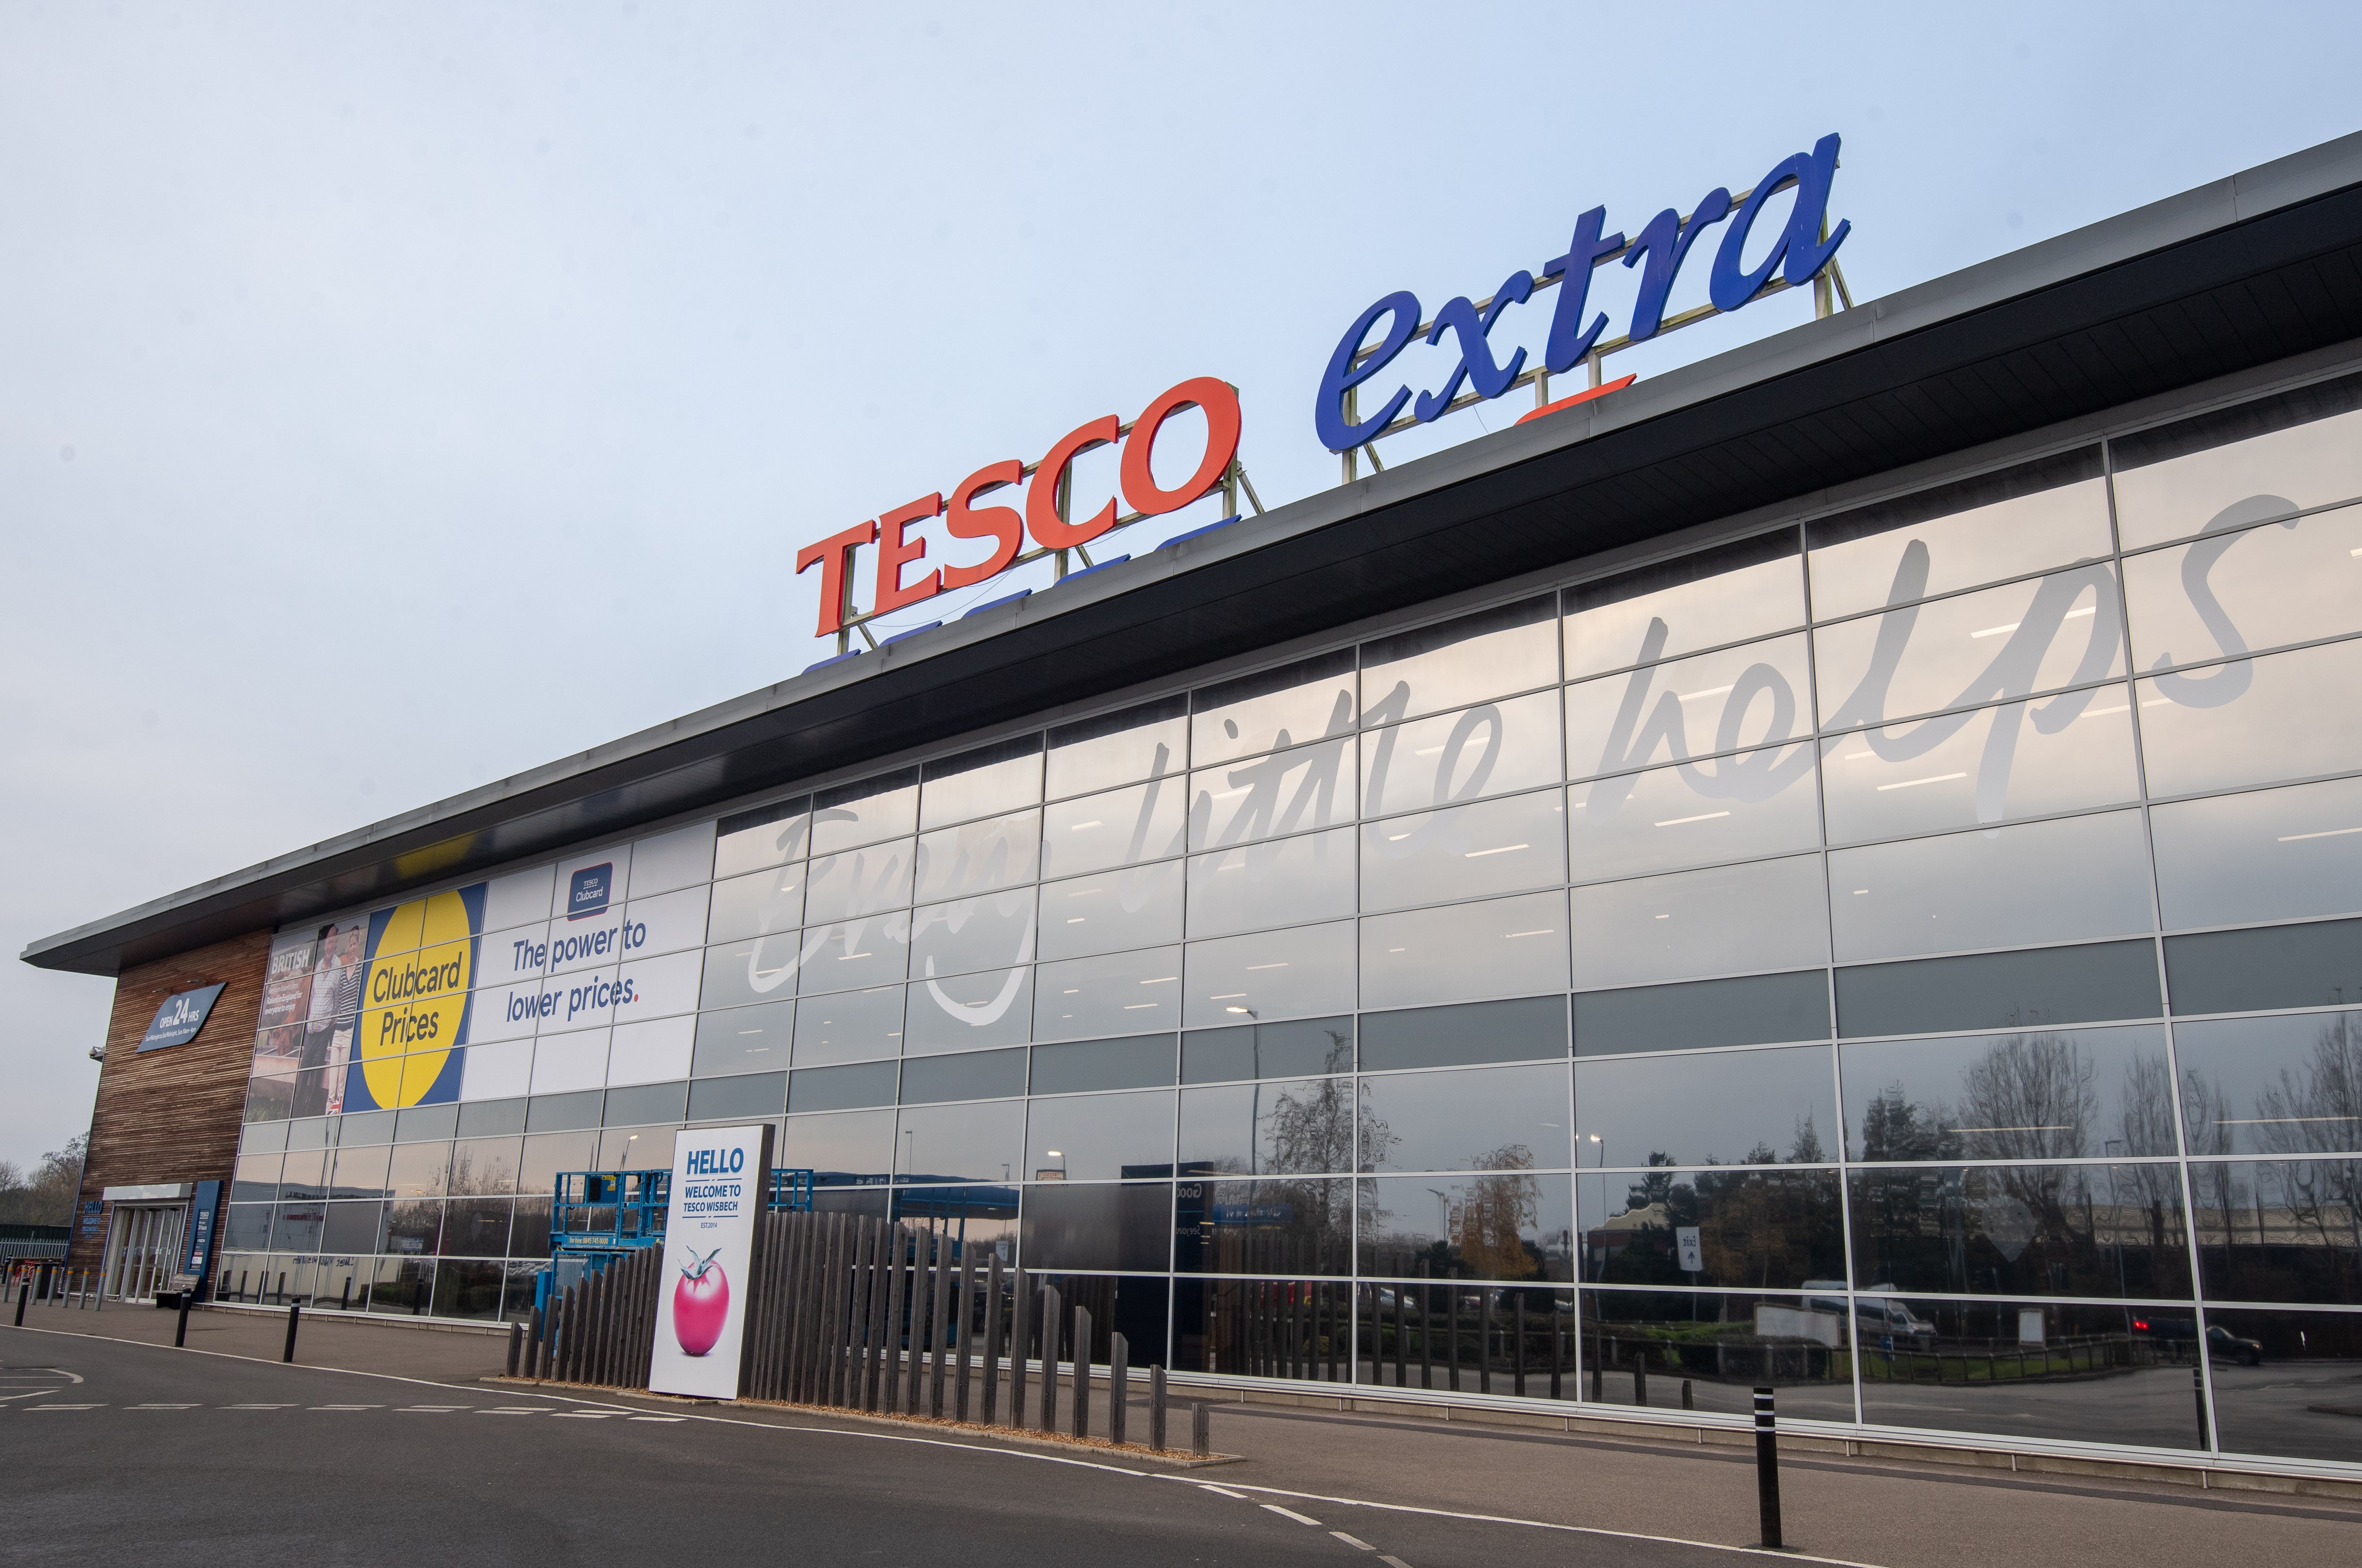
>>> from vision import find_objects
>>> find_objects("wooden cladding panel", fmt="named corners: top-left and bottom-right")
top-left (67, 929), bottom-right (271, 1269)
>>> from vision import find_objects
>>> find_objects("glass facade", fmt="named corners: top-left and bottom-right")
top-left (220, 369), bottom-right (2362, 1466)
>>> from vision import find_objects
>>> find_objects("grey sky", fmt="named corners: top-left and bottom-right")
top-left (5, 2), bottom-right (2356, 1169)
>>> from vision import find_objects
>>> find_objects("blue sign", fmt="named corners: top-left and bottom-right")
top-left (1315, 134), bottom-right (1852, 452)
top-left (566, 862), bottom-right (614, 922)
top-left (181, 1180), bottom-right (223, 1290)
top-left (137, 982), bottom-right (226, 1052)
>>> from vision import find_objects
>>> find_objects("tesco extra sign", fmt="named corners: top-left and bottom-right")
top-left (794, 376), bottom-right (1242, 639)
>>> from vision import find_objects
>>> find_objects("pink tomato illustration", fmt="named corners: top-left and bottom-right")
top-left (673, 1247), bottom-right (729, 1356)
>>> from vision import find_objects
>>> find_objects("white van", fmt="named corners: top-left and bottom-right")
top-left (1801, 1281), bottom-right (1935, 1344)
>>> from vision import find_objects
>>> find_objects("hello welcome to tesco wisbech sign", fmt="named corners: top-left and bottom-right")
top-left (793, 134), bottom-right (1851, 643)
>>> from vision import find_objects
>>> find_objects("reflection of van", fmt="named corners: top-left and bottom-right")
top-left (1802, 1281), bottom-right (1935, 1343)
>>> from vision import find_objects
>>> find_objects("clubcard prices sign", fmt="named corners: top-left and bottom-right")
top-left (648, 1124), bottom-right (774, 1400)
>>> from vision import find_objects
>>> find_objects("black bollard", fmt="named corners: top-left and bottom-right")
top-left (175, 1293), bottom-right (192, 1348)
top-left (282, 1301), bottom-right (302, 1364)
top-left (1107, 1331), bottom-right (1129, 1448)
top-left (2193, 1365), bottom-right (2210, 1448)
top-left (507, 1321), bottom-right (523, 1378)
top-left (527, 1306), bottom-right (545, 1379)
top-left (14, 1281), bottom-right (27, 1327)
top-left (1191, 1400), bottom-right (1211, 1457)
top-left (1150, 1363), bottom-right (1168, 1451)
top-left (1753, 1386), bottom-right (1782, 1550)
top-left (339, 1279), bottom-right (352, 1312)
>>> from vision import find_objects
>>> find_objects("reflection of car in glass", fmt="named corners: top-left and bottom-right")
top-left (2133, 1316), bottom-right (2264, 1365)
top-left (1801, 1281), bottom-right (1935, 1343)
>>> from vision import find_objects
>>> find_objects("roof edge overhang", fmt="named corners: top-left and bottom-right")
top-left (26, 130), bottom-right (2362, 977)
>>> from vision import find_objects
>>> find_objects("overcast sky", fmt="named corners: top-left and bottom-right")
top-left (4, 2), bottom-right (2356, 1171)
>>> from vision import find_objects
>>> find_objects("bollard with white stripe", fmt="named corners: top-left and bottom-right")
top-left (1753, 1385), bottom-right (1782, 1550)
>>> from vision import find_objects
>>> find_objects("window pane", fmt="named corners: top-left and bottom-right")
top-left (448, 1137), bottom-right (521, 1197)
top-left (1566, 633), bottom-right (1813, 782)
top-left (231, 1151), bottom-right (283, 1203)
top-left (2136, 638), bottom-right (2362, 798)
top-left (1021, 1183), bottom-right (1172, 1272)
top-left (1182, 920), bottom-right (1355, 1028)
top-left (778, 1107), bottom-right (893, 1184)
top-left (596, 1119), bottom-right (679, 1168)
top-left (2192, 1158), bottom-right (2362, 1305)
top-left (1807, 458), bottom-right (2110, 622)
top-left (918, 736), bottom-right (1043, 831)
top-left (914, 810), bottom-right (1040, 903)
top-left (1361, 1062), bottom-right (1572, 1173)
top-left (1029, 1034), bottom-right (1176, 1095)
top-left (896, 1097), bottom-right (1024, 1182)
top-left (803, 838), bottom-right (916, 925)
top-left (385, 1141), bottom-right (451, 1198)
top-left (791, 984), bottom-right (902, 1065)
top-left (2204, 1307), bottom-right (2362, 1461)
top-left (1362, 1172), bottom-right (1574, 1280)
top-left (1574, 972), bottom-right (1830, 1055)
top-left (911, 889), bottom-right (1040, 975)
top-left (787, 1060), bottom-right (898, 1115)
top-left (686, 1072), bottom-right (785, 1122)
top-left (1579, 1288), bottom-right (1855, 1422)
top-left (1571, 855), bottom-right (1829, 990)
top-left (1829, 810), bottom-right (2154, 963)
top-left (1360, 595), bottom-right (1558, 726)
top-left (1577, 1046), bottom-right (1835, 1167)
top-left (812, 771), bottom-right (919, 855)
top-left (600, 1082), bottom-right (684, 1128)
top-left (1835, 941), bottom-right (2161, 1039)
top-left (1360, 995), bottom-right (1566, 1071)
top-left (2151, 775), bottom-right (2362, 930)
top-left (897, 1047), bottom-right (1027, 1106)
top-left (1026, 1090), bottom-right (1176, 1181)
top-left (1361, 689), bottom-right (1562, 820)
top-left (1840, 1024), bottom-right (2175, 1160)
top-left (903, 966), bottom-right (1033, 1054)
top-left (692, 998), bottom-right (790, 1078)
top-left (2110, 377), bottom-right (2362, 550)
top-left (1578, 1168), bottom-right (1841, 1289)
top-left (1172, 1275), bottom-right (1352, 1378)
top-left (1186, 825), bottom-right (1357, 937)
top-left (2176, 1010), bottom-right (2362, 1156)
top-left (796, 916), bottom-right (910, 996)
top-left (1191, 651), bottom-right (1357, 767)
top-left (1358, 891), bottom-right (1568, 1011)
top-left (1820, 695), bottom-right (2139, 844)
top-left (1571, 747), bottom-right (1821, 882)
top-left (1181, 1017), bottom-right (1355, 1084)
top-left (1361, 789), bottom-right (1565, 913)
top-left (1037, 863), bottom-right (1180, 962)
top-left (2164, 918), bottom-right (2362, 1016)
top-left (1040, 778), bottom-right (1188, 879)
top-left (1046, 696), bottom-right (1188, 801)
top-left (1034, 945), bottom-right (1183, 1042)
top-left (2125, 502), bottom-right (2362, 673)
top-left (1849, 1163), bottom-right (2191, 1298)
top-left (1175, 1176), bottom-right (1352, 1274)
top-left (1178, 1076), bottom-right (1355, 1175)
top-left (1814, 564), bottom-right (2126, 731)
top-left (1565, 539), bottom-right (1805, 682)
top-left (1188, 739), bottom-right (1355, 852)
top-left (698, 937), bottom-right (801, 1014)
top-left (517, 1130), bottom-right (597, 1195)
top-left (1859, 1296), bottom-right (2207, 1451)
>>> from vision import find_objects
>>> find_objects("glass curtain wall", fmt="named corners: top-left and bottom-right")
top-left (218, 369), bottom-right (2362, 1466)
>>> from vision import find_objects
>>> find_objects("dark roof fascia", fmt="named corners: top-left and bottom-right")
top-left (24, 131), bottom-right (2362, 978)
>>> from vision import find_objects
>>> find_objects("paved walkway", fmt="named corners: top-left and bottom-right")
top-left (14, 1295), bottom-right (2360, 1568)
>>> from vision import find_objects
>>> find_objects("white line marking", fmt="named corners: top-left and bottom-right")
top-left (0, 1390), bottom-right (65, 1403)
top-left (1331, 1531), bottom-right (1376, 1550)
top-left (128, 1403), bottom-right (198, 1409)
top-left (223, 1403), bottom-right (293, 1409)
top-left (1380, 1556), bottom-right (1417, 1568)
top-left (309, 1404), bottom-right (382, 1410)
top-left (398, 1406), bottom-right (467, 1412)
top-left (1264, 1504), bottom-right (1323, 1526)
top-left (628, 1415), bottom-right (686, 1422)
top-left (478, 1407), bottom-right (545, 1415)
top-left (1197, 1483), bottom-right (1248, 1499)
top-left (28, 1403), bottom-right (103, 1409)
top-left (549, 1411), bottom-right (613, 1419)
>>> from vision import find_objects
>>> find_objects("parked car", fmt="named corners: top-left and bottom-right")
top-left (2132, 1316), bottom-right (2264, 1365)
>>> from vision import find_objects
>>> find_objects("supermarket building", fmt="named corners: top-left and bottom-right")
top-left (23, 131), bottom-right (2362, 1476)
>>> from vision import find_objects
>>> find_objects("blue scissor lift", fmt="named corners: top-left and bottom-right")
top-left (537, 1167), bottom-right (814, 1309)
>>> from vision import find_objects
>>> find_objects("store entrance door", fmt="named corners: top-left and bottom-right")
top-left (102, 1204), bottom-right (186, 1302)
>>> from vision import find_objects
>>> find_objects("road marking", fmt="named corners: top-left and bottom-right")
top-left (223, 1403), bottom-right (294, 1409)
top-left (0, 1390), bottom-right (66, 1402)
top-left (1379, 1557), bottom-right (1416, 1568)
top-left (549, 1411), bottom-right (612, 1419)
top-left (309, 1404), bottom-right (382, 1410)
top-left (1196, 1483), bottom-right (1247, 1499)
top-left (28, 1403), bottom-right (103, 1410)
top-left (478, 1407), bottom-right (546, 1415)
top-left (1263, 1504), bottom-right (1323, 1526)
top-left (128, 1403), bottom-right (199, 1409)
top-left (1330, 1532), bottom-right (1375, 1550)
top-left (627, 1415), bottom-right (685, 1423)
top-left (397, 1406), bottom-right (467, 1412)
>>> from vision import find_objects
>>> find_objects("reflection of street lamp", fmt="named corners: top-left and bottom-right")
top-left (1588, 1133), bottom-right (1605, 1168)
top-left (1428, 1187), bottom-right (1450, 1257)
top-left (1039, 1149), bottom-right (1068, 1183)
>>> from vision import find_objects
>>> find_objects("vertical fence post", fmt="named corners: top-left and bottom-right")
top-left (906, 1233), bottom-right (928, 1418)
top-left (1108, 1331), bottom-right (1129, 1447)
top-left (928, 1232), bottom-right (950, 1418)
top-left (822, 1214), bottom-right (848, 1406)
top-left (1072, 1304), bottom-right (1093, 1440)
top-left (953, 1246), bottom-right (976, 1423)
top-left (528, 1305), bottom-right (545, 1379)
top-left (507, 1321), bottom-right (522, 1378)
top-left (1150, 1363), bottom-right (1168, 1451)
top-left (882, 1225), bottom-right (907, 1415)
top-left (1754, 1386), bottom-right (1783, 1551)
top-left (1038, 1283), bottom-right (1061, 1434)
top-left (864, 1220), bottom-right (891, 1412)
top-left (1007, 1270), bottom-right (1030, 1429)
top-left (981, 1252), bottom-right (1005, 1424)
top-left (1191, 1401), bottom-right (1211, 1458)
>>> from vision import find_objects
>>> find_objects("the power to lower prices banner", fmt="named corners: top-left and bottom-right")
top-left (648, 1123), bottom-right (774, 1400)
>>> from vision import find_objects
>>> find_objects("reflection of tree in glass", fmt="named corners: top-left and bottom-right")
top-left (2250, 1015), bottom-right (2362, 1156)
top-left (1261, 1031), bottom-right (1385, 1176)
top-left (1451, 1143), bottom-right (1541, 1279)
